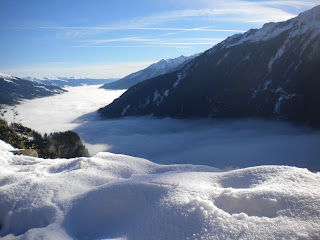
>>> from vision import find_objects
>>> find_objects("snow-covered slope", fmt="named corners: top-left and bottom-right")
top-left (0, 73), bottom-right (66, 105)
top-left (99, 5), bottom-right (320, 126)
top-left (100, 54), bottom-right (198, 90)
top-left (217, 4), bottom-right (320, 50)
top-left (0, 139), bottom-right (319, 240)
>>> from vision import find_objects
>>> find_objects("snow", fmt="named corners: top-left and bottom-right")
top-left (262, 79), bottom-right (271, 91)
top-left (173, 73), bottom-right (182, 88)
top-left (0, 73), bottom-right (18, 84)
top-left (139, 97), bottom-right (150, 109)
top-left (2, 79), bottom-right (14, 84)
top-left (153, 89), bottom-right (160, 103)
top-left (208, 5), bottom-right (320, 54)
top-left (35, 85), bottom-right (50, 91)
top-left (268, 44), bottom-right (286, 72)
top-left (148, 55), bottom-right (195, 71)
top-left (124, 71), bottom-right (142, 80)
top-left (0, 73), bottom-right (16, 80)
top-left (216, 51), bottom-right (230, 66)
top-left (152, 89), bottom-right (169, 106)
top-left (273, 87), bottom-right (296, 114)
top-left (0, 139), bottom-right (319, 239)
top-left (121, 104), bottom-right (131, 116)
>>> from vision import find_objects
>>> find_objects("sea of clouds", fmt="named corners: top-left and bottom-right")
top-left (4, 85), bottom-right (320, 171)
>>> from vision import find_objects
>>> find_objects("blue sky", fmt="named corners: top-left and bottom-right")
top-left (0, 0), bottom-right (318, 78)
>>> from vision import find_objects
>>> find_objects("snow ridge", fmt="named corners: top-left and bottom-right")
top-left (0, 140), bottom-right (319, 239)
top-left (209, 5), bottom-right (320, 52)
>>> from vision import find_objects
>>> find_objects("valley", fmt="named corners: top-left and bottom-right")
top-left (1, 2), bottom-right (320, 239)
top-left (5, 85), bottom-right (320, 171)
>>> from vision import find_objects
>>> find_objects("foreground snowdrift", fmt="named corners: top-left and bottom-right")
top-left (0, 140), bottom-right (319, 240)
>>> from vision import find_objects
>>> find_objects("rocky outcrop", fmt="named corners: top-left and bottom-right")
top-left (46, 131), bottom-right (89, 158)
top-left (11, 149), bottom-right (39, 158)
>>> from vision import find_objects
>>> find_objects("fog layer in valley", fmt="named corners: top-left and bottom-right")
top-left (3, 85), bottom-right (125, 133)
top-left (75, 116), bottom-right (320, 171)
top-left (5, 85), bottom-right (320, 171)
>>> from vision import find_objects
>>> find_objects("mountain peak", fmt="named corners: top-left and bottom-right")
top-left (100, 54), bottom-right (199, 90)
top-left (0, 73), bottom-right (17, 80)
top-left (210, 5), bottom-right (320, 52)
top-left (99, 5), bottom-right (320, 126)
top-left (0, 73), bottom-right (66, 105)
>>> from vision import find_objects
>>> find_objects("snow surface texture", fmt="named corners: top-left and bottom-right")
top-left (0, 139), bottom-right (319, 240)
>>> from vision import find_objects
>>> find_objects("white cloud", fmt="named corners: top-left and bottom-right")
top-left (75, 37), bottom-right (225, 48)
top-left (6, 85), bottom-right (320, 170)
top-left (75, 116), bottom-right (320, 171)
top-left (145, 41), bottom-right (221, 45)
top-left (257, 0), bottom-right (319, 8)
top-left (8, 0), bottom-right (314, 40)
top-left (3, 86), bottom-right (125, 136)
top-left (124, 2), bottom-right (297, 28)
top-left (163, 0), bottom-right (318, 9)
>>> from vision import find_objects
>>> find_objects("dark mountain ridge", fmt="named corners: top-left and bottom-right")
top-left (0, 73), bottom-right (66, 105)
top-left (99, 5), bottom-right (320, 127)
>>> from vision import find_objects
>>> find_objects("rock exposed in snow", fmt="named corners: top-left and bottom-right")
top-left (0, 139), bottom-right (319, 240)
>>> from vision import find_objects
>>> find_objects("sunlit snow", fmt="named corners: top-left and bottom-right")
top-left (0, 140), bottom-right (319, 239)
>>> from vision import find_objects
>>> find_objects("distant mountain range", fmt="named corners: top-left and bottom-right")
top-left (25, 76), bottom-right (118, 88)
top-left (99, 5), bottom-right (320, 127)
top-left (0, 73), bottom-right (66, 105)
top-left (100, 54), bottom-right (199, 90)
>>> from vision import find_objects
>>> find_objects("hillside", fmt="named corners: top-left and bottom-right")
top-left (99, 5), bottom-right (320, 126)
top-left (0, 73), bottom-right (66, 105)
top-left (100, 55), bottom-right (198, 90)
top-left (0, 119), bottom-right (89, 158)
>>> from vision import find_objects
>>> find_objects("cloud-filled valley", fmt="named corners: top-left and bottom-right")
top-left (5, 85), bottom-right (320, 171)
top-left (1, 3), bottom-right (320, 239)
top-left (75, 115), bottom-right (320, 171)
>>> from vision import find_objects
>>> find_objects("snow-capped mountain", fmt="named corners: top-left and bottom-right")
top-left (100, 54), bottom-right (199, 90)
top-left (99, 5), bottom-right (320, 127)
top-left (0, 73), bottom-right (66, 105)
top-left (25, 76), bottom-right (117, 88)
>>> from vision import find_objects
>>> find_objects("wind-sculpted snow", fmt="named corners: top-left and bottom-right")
top-left (0, 140), bottom-right (319, 240)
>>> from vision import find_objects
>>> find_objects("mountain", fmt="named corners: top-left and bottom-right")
top-left (0, 73), bottom-right (66, 105)
top-left (100, 54), bottom-right (198, 90)
top-left (25, 76), bottom-right (118, 88)
top-left (99, 5), bottom-right (320, 126)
